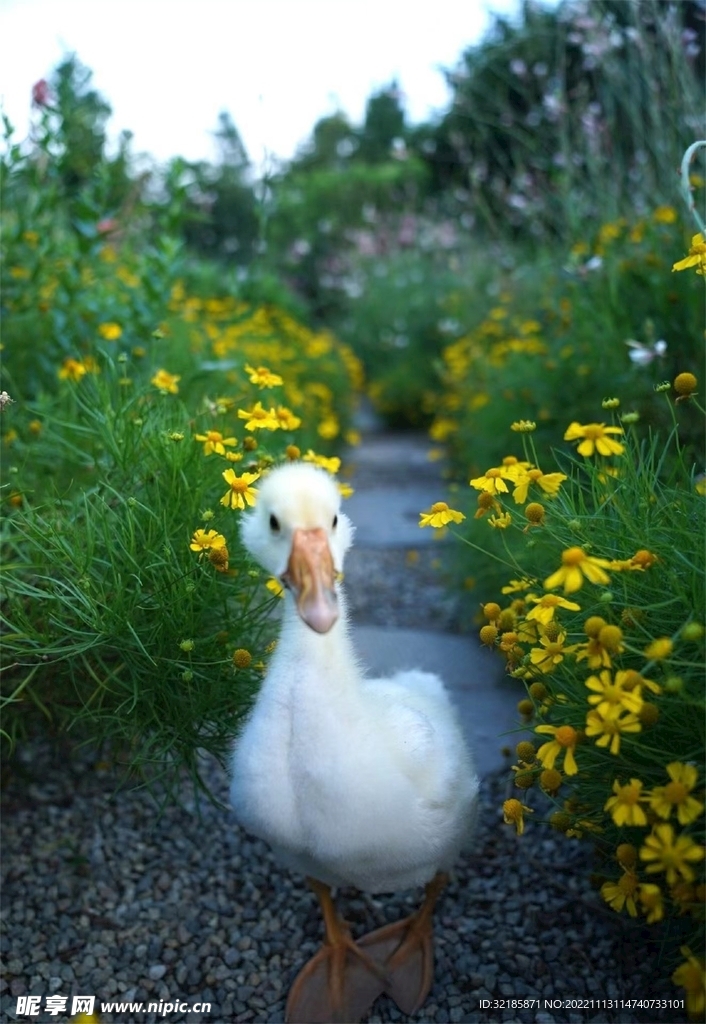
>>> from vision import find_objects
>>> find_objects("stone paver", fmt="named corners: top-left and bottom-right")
top-left (343, 419), bottom-right (524, 776)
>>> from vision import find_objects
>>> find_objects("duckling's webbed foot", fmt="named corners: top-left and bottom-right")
top-left (357, 871), bottom-right (448, 1016)
top-left (285, 878), bottom-right (387, 1024)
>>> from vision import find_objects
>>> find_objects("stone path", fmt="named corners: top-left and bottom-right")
top-left (340, 424), bottom-right (523, 776)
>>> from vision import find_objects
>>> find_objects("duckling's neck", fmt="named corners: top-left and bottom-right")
top-left (274, 584), bottom-right (362, 699)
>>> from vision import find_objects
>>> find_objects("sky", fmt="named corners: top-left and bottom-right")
top-left (0, 0), bottom-right (521, 168)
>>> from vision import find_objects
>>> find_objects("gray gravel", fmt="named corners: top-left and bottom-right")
top-left (1, 741), bottom-right (686, 1024)
top-left (0, 428), bottom-right (692, 1023)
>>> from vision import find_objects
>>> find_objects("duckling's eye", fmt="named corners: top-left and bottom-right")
top-left (269, 514), bottom-right (280, 532)
top-left (332, 514), bottom-right (338, 529)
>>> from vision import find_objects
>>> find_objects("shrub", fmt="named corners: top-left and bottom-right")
top-left (0, 96), bottom-right (362, 794)
top-left (420, 378), bottom-right (705, 1011)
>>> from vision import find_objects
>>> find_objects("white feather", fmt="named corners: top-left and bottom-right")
top-left (230, 463), bottom-right (479, 893)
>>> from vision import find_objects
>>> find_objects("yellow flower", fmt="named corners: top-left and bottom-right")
top-left (638, 883), bottom-right (664, 924)
top-left (649, 763), bottom-right (704, 826)
top-left (564, 422), bottom-right (624, 457)
top-left (194, 430), bottom-right (238, 456)
top-left (151, 369), bottom-right (180, 394)
top-left (303, 450), bottom-right (341, 474)
top-left (220, 469), bottom-right (260, 510)
top-left (529, 632), bottom-right (577, 674)
top-left (318, 415), bottom-right (339, 439)
top-left (245, 363), bottom-right (283, 388)
top-left (672, 232), bottom-right (706, 275)
top-left (674, 372), bottom-right (698, 398)
top-left (585, 669), bottom-right (643, 716)
top-left (419, 501), bottom-right (466, 528)
top-left (672, 947), bottom-right (706, 1019)
top-left (604, 778), bottom-right (647, 827)
top-left (190, 529), bottom-right (227, 553)
top-left (511, 467), bottom-right (567, 504)
top-left (276, 406), bottom-right (302, 430)
top-left (209, 545), bottom-right (229, 572)
top-left (338, 481), bottom-right (354, 498)
top-left (644, 637), bottom-right (673, 660)
top-left (58, 357), bottom-right (89, 381)
top-left (653, 205), bottom-right (677, 224)
top-left (488, 511), bottom-right (512, 529)
top-left (510, 420), bottom-right (536, 432)
top-left (535, 724), bottom-right (579, 775)
top-left (502, 798), bottom-right (533, 835)
top-left (98, 321), bottom-right (123, 341)
top-left (585, 707), bottom-right (641, 755)
top-left (469, 466), bottom-right (513, 495)
top-left (501, 578), bottom-right (534, 594)
top-left (544, 547), bottom-right (612, 593)
top-left (233, 648), bottom-right (253, 668)
top-left (237, 402), bottom-right (280, 431)
top-left (266, 577), bottom-right (285, 598)
top-left (640, 824), bottom-right (705, 885)
top-left (525, 593), bottom-right (581, 625)
top-left (601, 871), bottom-right (639, 916)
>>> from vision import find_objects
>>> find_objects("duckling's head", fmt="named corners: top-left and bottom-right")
top-left (241, 462), bottom-right (354, 633)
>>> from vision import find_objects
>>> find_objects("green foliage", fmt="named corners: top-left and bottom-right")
top-left (429, 209), bottom-right (705, 491)
top-left (425, 0), bottom-right (705, 239)
top-left (0, 83), bottom-right (362, 793)
top-left (453, 396), bottom-right (704, 970)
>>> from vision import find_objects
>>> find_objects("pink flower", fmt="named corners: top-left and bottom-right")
top-left (32, 79), bottom-right (51, 107)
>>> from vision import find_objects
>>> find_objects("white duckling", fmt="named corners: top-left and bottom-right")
top-left (230, 462), bottom-right (479, 1023)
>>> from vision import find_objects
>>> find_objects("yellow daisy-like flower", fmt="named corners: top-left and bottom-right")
top-left (649, 763), bottom-right (704, 826)
top-left (672, 232), bottom-right (706, 275)
top-left (58, 357), bottom-right (89, 382)
top-left (525, 593), bottom-right (581, 625)
top-left (640, 824), bottom-right (705, 885)
top-left (151, 368), bottom-right (180, 394)
top-left (585, 668), bottom-right (643, 716)
top-left (529, 632), bottom-right (577, 674)
top-left (585, 707), bottom-right (641, 755)
top-left (194, 430), bottom-right (238, 456)
top-left (276, 406), bottom-right (302, 430)
top-left (601, 871), bottom-right (639, 916)
top-left (502, 798), bottom-right (533, 835)
top-left (245, 363), bottom-right (284, 388)
top-left (564, 421), bottom-right (624, 457)
top-left (544, 547), bottom-right (612, 594)
top-left (535, 724), bottom-right (579, 775)
top-left (419, 502), bottom-right (466, 528)
top-left (501, 578), bottom-right (534, 594)
top-left (220, 469), bottom-right (260, 510)
top-left (511, 467), bottom-right (568, 504)
top-left (510, 420), bottom-right (536, 432)
top-left (237, 402), bottom-right (280, 431)
top-left (653, 205), bottom-right (677, 224)
top-left (672, 947), bottom-right (706, 1019)
top-left (469, 466), bottom-right (513, 495)
top-left (604, 778), bottom-right (648, 827)
top-left (303, 450), bottom-right (341, 474)
top-left (638, 883), bottom-right (664, 924)
top-left (266, 577), bottom-right (285, 598)
top-left (644, 637), bottom-right (673, 660)
top-left (190, 529), bottom-right (227, 553)
top-left (98, 321), bottom-right (123, 341)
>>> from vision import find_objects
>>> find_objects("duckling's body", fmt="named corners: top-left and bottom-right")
top-left (229, 463), bottom-right (479, 1022)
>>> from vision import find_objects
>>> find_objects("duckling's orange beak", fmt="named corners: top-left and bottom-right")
top-left (282, 528), bottom-right (339, 634)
